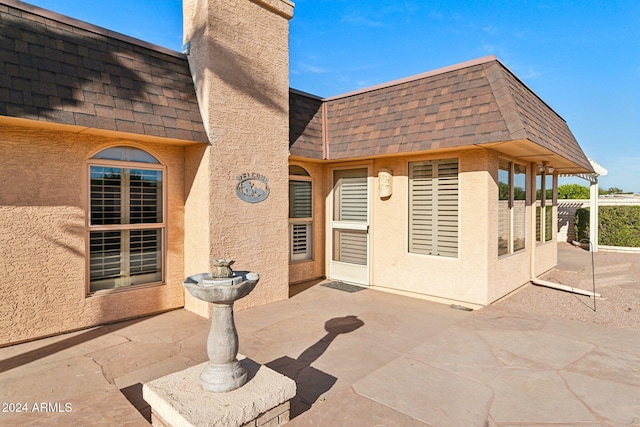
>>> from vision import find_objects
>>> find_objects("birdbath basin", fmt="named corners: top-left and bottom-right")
top-left (183, 262), bottom-right (259, 393)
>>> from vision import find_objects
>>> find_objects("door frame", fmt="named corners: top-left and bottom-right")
top-left (328, 164), bottom-right (371, 285)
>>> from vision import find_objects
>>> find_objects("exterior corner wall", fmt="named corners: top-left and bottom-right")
top-left (487, 148), bottom-right (532, 303)
top-left (0, 125), bottom-right (186, 346)
top-left (183, 0), bottom-right (293, 313)
top-left (288, 160), bottom-right (326, 285)
top-left (488, 153), bottom-right (557, 303)
top-left (534, 241), bottom-right (558, 277)
top-left (367, 149), bottom-right (491, 306)
top-left (183, 144), bottom-right (212, 317)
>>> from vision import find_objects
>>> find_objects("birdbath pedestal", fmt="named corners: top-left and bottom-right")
top-left (143, 262), bottom-right (295, 427)
top-left (182, 261), bottom-right (259, 393)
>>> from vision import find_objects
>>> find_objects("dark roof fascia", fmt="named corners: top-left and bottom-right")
top-left (1, 0), bottom-right (184, 59)
top-left (289, 88), bottom-right (323, 101)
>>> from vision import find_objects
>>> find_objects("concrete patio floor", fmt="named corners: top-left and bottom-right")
top-left (2, 248), bottom-right (640, 426)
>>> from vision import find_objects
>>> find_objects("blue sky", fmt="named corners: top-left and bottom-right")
top-left (25, 0), bottom-right (640, 192)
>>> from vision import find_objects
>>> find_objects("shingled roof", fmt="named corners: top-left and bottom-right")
top-left (0, 1), bottom-right (207, 143)
top-left (290, 56), bottom-right (593, 174)
top-left (289, 88), bottom-right (324, 159)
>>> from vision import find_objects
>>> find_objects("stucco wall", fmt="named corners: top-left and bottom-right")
top-left (366, 149), bottom-right (491, 306)
top-left (183, 0), bottom-right (292, 315)
top-left (535, 241), bottom-right (557, 277)
top-left (0, 124), bottom-right (187, 346)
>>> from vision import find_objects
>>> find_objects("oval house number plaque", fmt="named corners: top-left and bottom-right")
top-left (236, 172), bottom-right (270, 203)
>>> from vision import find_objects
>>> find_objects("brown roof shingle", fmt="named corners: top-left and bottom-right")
top-left (0, 1), bottom-right (207, 143)
top-left (290, 56), bottom-right (593, 173)
top-left (485, 61), bottom-right (591, 171)
top-left (289, 89), bottom-right (323, 159)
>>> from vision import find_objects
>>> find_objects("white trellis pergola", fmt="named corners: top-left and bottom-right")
top-left (562, 157), bottom-right (608, 252)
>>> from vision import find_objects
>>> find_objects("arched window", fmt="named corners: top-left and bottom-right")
top-left (87, 146), bottom-right (164, 293)
top-left (289, 165), bottom-right (312, 261)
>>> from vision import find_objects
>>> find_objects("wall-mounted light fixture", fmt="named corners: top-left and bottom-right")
top-left (537, 162), bottom-right (554, 174)
top-left (378, 169), bottom-right (393, 198)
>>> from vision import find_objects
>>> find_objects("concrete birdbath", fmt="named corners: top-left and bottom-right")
top-left (183, 260), bottom-right (259, 392)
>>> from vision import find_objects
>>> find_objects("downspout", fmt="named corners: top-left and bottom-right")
top-left (531, 277), bottom-right (600, 298)
top-left (529, 166), bottom-right (601, 299)
top-left (590, 177), bottom-right (599, 252)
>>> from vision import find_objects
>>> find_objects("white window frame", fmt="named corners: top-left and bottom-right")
top-left (86, 147), bottom-right (166, 294)
top-left (408, 158), bottom-right (459, 258)
top-left (498, 159), bottom-right (528, 256)
top-left (289, 168), bottom-right (313, 262)
top-left (536, 171), bottom-right (555, 243)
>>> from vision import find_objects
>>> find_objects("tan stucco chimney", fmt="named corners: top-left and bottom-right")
top-left (182, 0), bottom-right (294, 315)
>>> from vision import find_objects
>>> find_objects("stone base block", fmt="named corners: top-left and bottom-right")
top-left (143, 358), bottom-right (296, 427)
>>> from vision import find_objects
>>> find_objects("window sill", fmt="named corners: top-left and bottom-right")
top-left (497, 249), bottom-right (527, 259)
top-left (86, 281), bottom-right (166, 297)
top-left (289, 258), bottom-right (314, 265)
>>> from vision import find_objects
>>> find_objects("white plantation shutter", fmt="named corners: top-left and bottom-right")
top-left (290, 222), bottom-right (311, 261)
top-left (289, 181), bottom-right (312, 218)
top-left (289, 176), bottom-right (313, 261)
top-left (409, 159), bottom-right (458, 257)
top-left (335, 230), bottom-right (367, 265)
top-left (334, 168), bottom-right (368, 223)
top-left (338, 178), bottom-right (367, 222)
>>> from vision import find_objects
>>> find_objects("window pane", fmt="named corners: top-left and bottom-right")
top-left (544, 174), bottom-right (553, 241)
top-left (513, 164), bottom-right (526, 252)
top-left (536, 174), bottom-right (543, 201)
top-left (536, 206), bottom-right (542, 242)
top-left (545, 174), bottom-right (554, 203)
top-left (129, 229), bottom-right (163, 284)
top-left (91, 167), bottom-right (122, 225)
top-left (333, 229), bottom-right (367, 265)
top-left (289, 165), bottom-right (310, 177)
top-left (498, 161), bottom-right (510, 256)
top-left (536, 174), bottom-right (543, 242)
top-left (89, 229), bottom-right (163, 292)
top-left (90, 231), bottom-right (122, 291)
top-left (289, 180), bottom-right (312, 218)
top-left (130, 169), bottom-right (163, 224)
top-left (333, 169), bottom-right (367, 222)
top-left (545, 205), bottom-right (553, 242)
top-left (93, 146), bottom-right (160, 164)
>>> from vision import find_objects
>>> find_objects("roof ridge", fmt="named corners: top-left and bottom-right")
top-left (490, 59), bottom-right (567, 123)
top-left (483, 61), bottom-right (530, 141)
